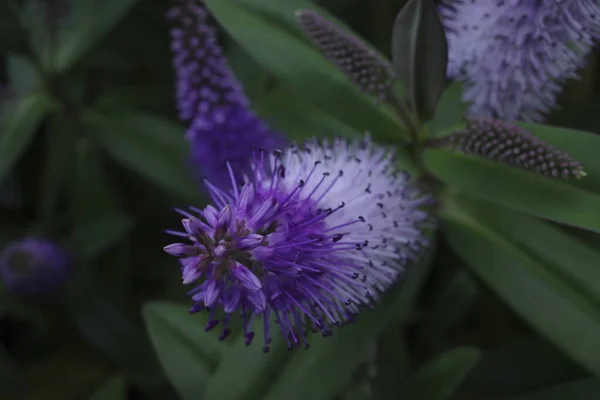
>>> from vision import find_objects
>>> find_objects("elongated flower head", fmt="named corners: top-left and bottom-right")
top-left (164, 136), bottom-right (432, 351)
top-left (433, 117), bottom-right (586, 179)
top-left (0, 238), bottom-right (70, 298)
top-left (167, 1), bottom-right (285, 187)
top-left (440, 0), bottom-right (600, 122)
top-left (296, 9), bottom-right (395, 101)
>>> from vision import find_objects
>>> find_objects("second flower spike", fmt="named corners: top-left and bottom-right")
top-left (167, 0), bottom-right (285, 188)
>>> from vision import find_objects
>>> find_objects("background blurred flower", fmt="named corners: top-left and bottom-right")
top-left (164, 136), bottom-right (432, 351)
top-left (167, 0), bottom-right (285, 187)
top-left (440, 0), bottom-right (600, 122)
top-left (0, 237), bottom-right (70, 298)
top-left (432, 117), bottom-right (587, 179)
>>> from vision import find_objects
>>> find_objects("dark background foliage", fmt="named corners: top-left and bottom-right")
top-left (1, 0), bottom-right (600, 399)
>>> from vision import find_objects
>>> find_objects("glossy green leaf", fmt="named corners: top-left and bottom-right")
top-left (514, 378), bottom-right (600, 400)
top-left (55, 0), bottom-right (141, 72)
top-left (442, 205), bottom-right (600, 375)
top-left (0, 93), bottom-right (53, 185)
top-left (88, 374), bottom-right (126, 400)
top-left (392, 0), bottom-right (448, 122)
top-left (203, 0), bottom-right (408, 143)
top-left (66, 213), bottom-right (134, 261)
top-left (83, 110), bottom-right (202, 202)
top-left (455, 193), bottom-right (600, 306)
top-left (519, 122), bottom-right (600, 193)
top-left (425, 149), bottom-right (600, 234)
top-left (261, 236), bottom-right (436, 400)
top-left (142, 301), bottom-right (231, 400)
top-left (403, 347), bottom-right (481, 400)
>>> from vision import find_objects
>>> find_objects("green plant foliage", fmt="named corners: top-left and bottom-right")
top-left (3, 0), bottom-right (600, 399)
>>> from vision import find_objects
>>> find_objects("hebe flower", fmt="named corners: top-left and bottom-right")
top-left (296, 9), bottom-right (395, 101)
top-left (167, 1), bottom-right (284, 187)
top-left (164, 136), bottom-right (432, 351)
top-left (439, 0), bottom-right (600, 122)
top-left (0, 238), bottom-right (70, 298)
top-left (433, 117), bottom-right (586, 179)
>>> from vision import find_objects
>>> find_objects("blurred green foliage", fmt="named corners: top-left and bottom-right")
top-left (1, 0), bottom-right (600, 400)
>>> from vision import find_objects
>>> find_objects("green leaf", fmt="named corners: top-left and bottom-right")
top-left (255, 87), bottom-right (361, 141)
top-left (455, 193), bottom-right (600, 307)
top-left (425, 149), bottom-right (600, 234)
top-left (201, 325), bottom-right (291, 400)
top-left (428, 269), bottom-right (479, 332)
top-left (392, 0), bottom-right (448, 123)
top-left (88, 374), bottom-right (126, 400)
top-left (372, 327), bottom-right (410, 400)
top-left (426, 81), bottom-right (468, 139)
top-left (6, 54), bottom-right (41, 95)
top-left (69, 138), bottom-right (120, 221)
top-left (37, 113), bottom-right (76, 225)
top-left (403, 347), bottom-right (481, 400)
top-left (142, 301), bottom-right (231, 400)
top-left (464, 338), bottom-right (584, 391)
top-left (55, 0), bottom-right (141, 72)
top-left (0, 2), bottom-right (33, 54)
top-left (66, 214), bottom-right (134, 261)
top-left (83, 110), bottom-right (203, 203)
top-left (519, 123), bottom-right (600, 193)
top-left (442, 204), bottom-right (600, 375)
top-left (0, 92), bottom-right (53, 185)
top-left (261, 236), bottom-right (436, 400)
top-left (514, 378), bottom-right (600, 400)
top-left (203, 0), bottom-right (408, 143)
top-left (65, 284), bottom-right (162, 390)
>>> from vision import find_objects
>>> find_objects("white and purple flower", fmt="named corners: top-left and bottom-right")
top-left (164, 136), bottom-right (432, 351)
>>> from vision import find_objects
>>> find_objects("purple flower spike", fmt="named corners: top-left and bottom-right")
top-left (0, 238), bottom-right (70, 298)
top-left (164, 135), bottom-right (432, 351)
top-left (167, 0), bottom-right (285, 187)
top-left (440, 0), bottom-right (600, 122)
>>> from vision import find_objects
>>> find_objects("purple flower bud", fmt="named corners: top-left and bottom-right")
top-left (164, 135), bottom-right (433, 350)
top-left (163, 243), bottom-right (198, 257)
top-left (439, 0), bottom-right (600, 122)
top-left (238, 234), bottom-right (265, 251)
top-left (0, 238), bottom-right (69, 298)
top-left (214, 205), bottom-right (232, 241)
top-left (433, 117), bottom-right (587, 179)
top-left (296, 9), bottom-right (394, 101)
